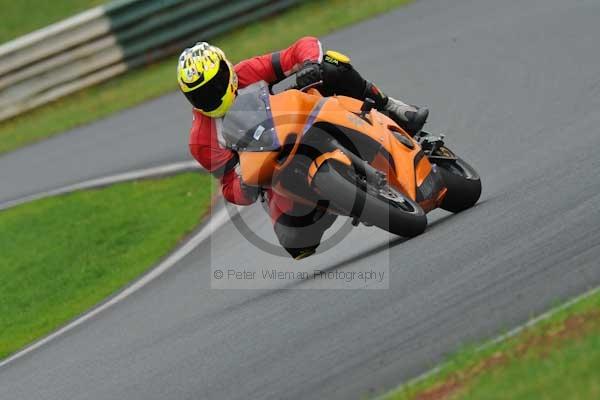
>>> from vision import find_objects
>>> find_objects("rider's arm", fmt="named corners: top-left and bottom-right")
top-left (189, 112), bottom-right (258, 206)
top-left (234, 36), bottom-right (323, 87)
top-left (220, 167), bottom-right (260, 205)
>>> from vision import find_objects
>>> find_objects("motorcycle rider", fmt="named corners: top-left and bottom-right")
top-left (179, 37), bottom-right (428, 259)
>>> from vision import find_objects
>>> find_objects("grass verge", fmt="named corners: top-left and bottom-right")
top-left (0, 172), bottom-right (214, 360)
top-left (380, 288), bottom-right (600, 400)
top-left (0, 0), bottom-right (105, 44)
top-left (0, 0), bottom-right (412, 155)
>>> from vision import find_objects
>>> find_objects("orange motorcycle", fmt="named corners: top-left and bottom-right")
top-left (221, 81), bottom-right (481, 237)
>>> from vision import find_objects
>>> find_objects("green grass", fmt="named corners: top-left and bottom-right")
top-left (0, 172), bottom-right (214, 360)
top-left (0, 0), bottom-right (413, 155)
top-left (381, 289), bottom-right (600, 400)
top-left (0, 0), bottom-right (105, 44)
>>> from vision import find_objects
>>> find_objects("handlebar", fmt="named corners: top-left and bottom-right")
top-left (270, 72), bottom-right (323, 94)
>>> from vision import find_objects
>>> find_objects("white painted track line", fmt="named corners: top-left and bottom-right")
top-left (0, 161), bottom-right (227, 368)
top-left (0, 205), bottom-right (228, 368)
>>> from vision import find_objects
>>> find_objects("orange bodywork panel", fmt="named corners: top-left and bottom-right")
top-left (238, 90), bottom-right (321, 187)
top-left (236, 88), bottom-right (445, 212)
top-left (270, 89), bottom-right (320, 147)
top-left (316, 97), bottom-right (426, 200)
top-left (238, 151), bottom-right (279, 186)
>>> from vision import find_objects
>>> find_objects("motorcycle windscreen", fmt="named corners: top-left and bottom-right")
top-left (221, 81), bottom-right (280, 152)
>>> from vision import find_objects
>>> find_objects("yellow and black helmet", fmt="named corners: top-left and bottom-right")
top-left (177, 42), bottom-right (238, 118)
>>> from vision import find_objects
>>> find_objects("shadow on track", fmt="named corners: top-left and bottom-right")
top-left (202, 199), bottom-right (493, 321)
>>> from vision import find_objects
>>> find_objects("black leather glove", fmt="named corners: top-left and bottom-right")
top-left (295, 61), bottom-right (322, 89)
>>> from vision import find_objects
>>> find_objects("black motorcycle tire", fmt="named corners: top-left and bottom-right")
top-left (312, 160), bottom-right (427, 237)
top-left (436, 156), bottom-right (482, 213)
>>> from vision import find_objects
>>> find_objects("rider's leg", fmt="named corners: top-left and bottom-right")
top-left (267, 191), bottom-right (337, 260)
top-left (320, 51), bottom-right (428, 135)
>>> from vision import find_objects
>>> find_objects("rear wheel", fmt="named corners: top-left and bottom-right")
top-left (312, 161), bottom-right (427, 237)
top-left (436, 156), bottom-right (482, 213)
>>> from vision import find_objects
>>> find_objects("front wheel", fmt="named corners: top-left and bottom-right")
top-left (436, 156), bottom-right (482, 213)
top-left (312, 161), bottom-right (427, 237)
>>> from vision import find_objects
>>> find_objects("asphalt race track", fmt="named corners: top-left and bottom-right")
top-left (1, 0), bottom-right (600, 398)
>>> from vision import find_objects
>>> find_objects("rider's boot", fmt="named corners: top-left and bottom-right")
top-left (384, 97), bottom-right (429, 136)
top-left (290, 246), bottom-right (317, 260)
top-left (363, 82), bottom-right (429, 136)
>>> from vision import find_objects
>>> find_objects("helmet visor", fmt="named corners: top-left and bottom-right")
top-left (184, 60), bottom-right (231, 112)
